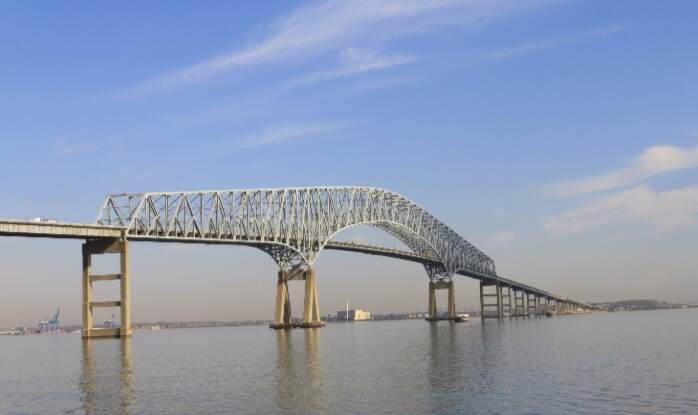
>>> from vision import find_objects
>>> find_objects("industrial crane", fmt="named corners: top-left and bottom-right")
top-left (48, 308), bottom-right (60, 331)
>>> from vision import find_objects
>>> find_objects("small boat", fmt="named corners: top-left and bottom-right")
top-left (545, 310), bottom-right (557, 317)
top-left (455, 313), bottom-right (470, 322)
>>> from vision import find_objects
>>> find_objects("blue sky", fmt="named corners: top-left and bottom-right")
top-left (1, 0), bottom-right (697, 326)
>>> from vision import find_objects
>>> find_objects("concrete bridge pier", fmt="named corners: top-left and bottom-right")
top-left (513, 289), bottom-right (527, 317)
top-left (501, 286), bottom-right (512, 318)
top-left (270, 267), bottom-right (324, 329)
top-left (273, 270), bottom-right (292, 326)
top-left (526, 293), bottom-right (539, 317)
top-left (480, 281), bottom-right (503, 320)
top-left (562, 302), bottom-right (570, 314)
top-left (426, 279), bottom-right (455, 321)
top-left (82, 237), bottom-right (131, 339)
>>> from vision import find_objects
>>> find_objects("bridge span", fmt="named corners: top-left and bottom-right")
top-left (0, 187), bottom-right (594, 338)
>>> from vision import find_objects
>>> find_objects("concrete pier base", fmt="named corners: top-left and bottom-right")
top-left (501, 286), bottom-right (512, 318)
top-left (82, 236), bottom-right (131, 339)
top-left (527, 293), bottom-right (539, 317)
top-left (425, 279), bottom-right (457, 321)
top-left (270, 267), bottom-right (325, 329)
top-left (512, 289), bottom-right (527, 317)
top-left (269, 321), bottom-right (326, 329)
top-left (480, 281), bottom-right (503, 319)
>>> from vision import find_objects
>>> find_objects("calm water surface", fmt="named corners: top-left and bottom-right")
top-left (1, 309), bottom-right (697, 414)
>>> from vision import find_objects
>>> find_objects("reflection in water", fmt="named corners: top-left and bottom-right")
top-left (3, 313), bottom-right (697, 414)
top-left (478, 319), bottom-right (505, 383)
top-left (80, 339), bottom-right (134, 415)
top-left (273, 329), bottom-right (327, 414)
top-left (426, 322), bottom-right (467, 412)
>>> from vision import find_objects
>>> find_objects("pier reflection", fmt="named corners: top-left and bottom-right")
top-left (427, 322), bottom-right (463, 385)
top-left (426, 322), bottom-right (471, 412)
top-left (80, 339), bottom-right (134, 415)
top-left (273, 329), bottom-right (327, 414)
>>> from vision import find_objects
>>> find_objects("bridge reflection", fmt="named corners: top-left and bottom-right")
top-left (273, 329), bottom-right (327, 414)
top-left (80, 338), bottom-right (134, 414)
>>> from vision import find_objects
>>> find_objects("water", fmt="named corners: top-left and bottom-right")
top-left (1, 309), bottom-right (697, 414)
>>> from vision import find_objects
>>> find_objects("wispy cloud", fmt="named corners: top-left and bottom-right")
top-left (209, 121), bottom-right (349, 154)
top-left (55, 138), bottom-right (97, 154)
top-left (129, 0), bottom-right (552, 96)
top-left (548, 145), bottom-right (698, 196)
top-left (54, 137), bottom-right (118, 155)
top-left (291, 48), bottom-right (415, 86)
top-left (490, 231), bottom-right (515, 244)
top-left (483, 23), bottom-right (629, 61)
top-left (545, 185), bottom-right (698, 232)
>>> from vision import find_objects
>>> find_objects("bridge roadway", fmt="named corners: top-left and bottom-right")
top-left (0, 218), bottom-right (587, 304)
top-left (1, 187), bottom-right (595, 337)
top-left (0, 219), bottom-right (591, 306)
top-left (1, 216), bottom-right (594, 336)
top-left (323, 241), bottom-right (590, 308)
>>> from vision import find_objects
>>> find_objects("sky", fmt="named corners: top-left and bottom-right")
top-left (1, 0), bottom-right (697, 327)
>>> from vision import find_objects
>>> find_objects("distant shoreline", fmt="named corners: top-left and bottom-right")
top-left (3, 305), bottom-right (697, 335)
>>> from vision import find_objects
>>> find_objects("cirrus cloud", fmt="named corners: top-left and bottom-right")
top-left (290, 48), bottom-right (416, 86)
top-left (490, 231), bottom-right (515, 244)
top-left (545, 185), bottom-right (698, 232)
top-left (548, 145), bottom-right (698, 196)
top-left (128, 0), bottom-right (556, 96)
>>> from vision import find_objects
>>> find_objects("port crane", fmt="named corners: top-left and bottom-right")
top-left (48, 308), bottom-right (60, 331)
top-left (38, 308), bottom-right (60, 333)
top-left (104, 311), bottom-right (116, 328)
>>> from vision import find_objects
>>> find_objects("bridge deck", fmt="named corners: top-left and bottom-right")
top-left (0, 219), bottom-right (591, 308)
top-left (0, 219), bottom-right (123, 239)
top-left (324, 241), bottom-right (590, 307)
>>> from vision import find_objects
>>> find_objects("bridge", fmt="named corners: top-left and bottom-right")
top-left (0, 187), bottom-right (595, 338)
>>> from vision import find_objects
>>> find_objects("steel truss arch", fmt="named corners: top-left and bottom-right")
top-left (325, 220), bottom-right (451, 280)
top-left (96, 187), bottom-right (496, 277)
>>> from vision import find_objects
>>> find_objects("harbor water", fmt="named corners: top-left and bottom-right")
top-left (1, 309), bottom-right (697, 414)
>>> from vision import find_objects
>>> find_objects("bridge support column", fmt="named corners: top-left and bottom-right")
top-left (527, 293), bottom-right (538, 317)
top-left (270, 267), bottom-right (324, 329)
top-left (274, 270), bottom-right (292, 326)
top-left (447, 280), bottom-right (456, 319)
top-left (480, 281), bottom-right (503, 320)
top-left (501, 286), bottom-right (512, 318)
top-left (426, 279), bottom-right (456, 321)
top-left (302, 268), bottom-right (322, 327)
top-left (428, 281), bottom-right (437, 319)
top-left (82, 237), bottom-right (131, 339)
top-left (513, 290), bottom-right (526, 317)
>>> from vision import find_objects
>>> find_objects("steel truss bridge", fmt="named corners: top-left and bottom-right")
top-left (0, 187), bottom-right (594, 337)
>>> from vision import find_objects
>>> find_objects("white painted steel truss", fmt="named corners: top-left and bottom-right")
top-left (96, 187), bottom-right (495, 278)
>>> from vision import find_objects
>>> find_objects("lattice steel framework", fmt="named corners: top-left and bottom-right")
top-left (96, 187), bottom-right (495, 278)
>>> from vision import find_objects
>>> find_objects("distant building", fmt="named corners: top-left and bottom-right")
top-left (337, 309), bottom-right (372, 321)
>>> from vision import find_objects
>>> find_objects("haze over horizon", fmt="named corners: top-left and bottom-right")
top-left (1, 0), bottom-right (697, 327)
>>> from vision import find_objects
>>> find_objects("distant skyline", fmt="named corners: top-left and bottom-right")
top-left (1, 0), bottom-right (697, 327)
